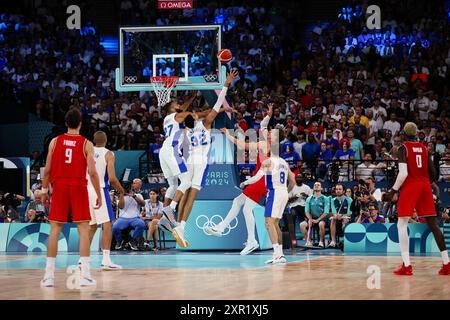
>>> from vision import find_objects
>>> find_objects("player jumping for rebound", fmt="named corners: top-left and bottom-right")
top-left (171, 70), bottom-right (238, 248)
top-left (86, 131), bottom-right (125, 270)
top-left (158, 92), bottom-right (197, 247)
top-left (388, 122), bottom-right (449, 275)
top-left (206, 105), bottom-right (273, 255)
top-left (40, 109), bottom-right (102, 287)
top-left (241, 155), bottom-right (295, 264)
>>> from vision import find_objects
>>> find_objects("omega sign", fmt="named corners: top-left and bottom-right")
top-left (158, 0), bottom-right (193, 9)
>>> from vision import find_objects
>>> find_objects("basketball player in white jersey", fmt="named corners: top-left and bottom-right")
top-left (241, 155), bottom-right (295, 264)
top-left (158, 93), bottom-right (197, 246)
top-left (171, 70), bottom-right (238, 248)
top-left (205, 105), bottom-right (273, 255)
top-left (87, 131), bottom-right (125, 269)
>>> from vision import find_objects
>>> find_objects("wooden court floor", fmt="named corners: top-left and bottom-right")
top-left (0, 254), bottom-right (449, 300)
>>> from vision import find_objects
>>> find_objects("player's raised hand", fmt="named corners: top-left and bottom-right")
top-left (225, 69), bottom-right (239, 87)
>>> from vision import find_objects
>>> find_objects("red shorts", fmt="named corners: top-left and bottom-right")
top-left (397, 181), bottom-right (436, 218)
top-left (243, 176), bottom-right (267, 203)
top-left (49, 183), bottom-right (91, 223)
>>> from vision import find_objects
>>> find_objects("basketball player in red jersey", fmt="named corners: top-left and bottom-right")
top-left (388, 122), bottom-right (449, 275)
top-left (206, 104), bottom-right (275, 255)
top-left (40, 109), bottom-right (102, 287)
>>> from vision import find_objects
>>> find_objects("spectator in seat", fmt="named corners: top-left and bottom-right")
top-left (347, 129), bottom-right (364, 162)
top-left (334, 140), bottom-right (354, 181)
top-left (27, 209), bottom-right (48, 223)
top-left (365, 177), bottom-right (382, 204)
top-left (113, 180), bottom-right (146, 251)
top-left (142, 189), bottom-right (163, 251)
top-left (281, 143), bottom-right (301, 174)
top-left (356, 201), bottom-right (385, 223)
top-left (323, 128), bottom-right (339, 154)
top-left (356, 154), bottom-right (377, 180)
top-left (25, 189), bottom-right (49, 222)
top-left (329, 183), bottom-right (352, 248)
top-left (317, 142), bottom-right (333, 181)
top-left (301, 134), bottom-right (321, 179)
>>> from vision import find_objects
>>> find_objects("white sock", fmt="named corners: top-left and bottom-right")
top-left (80, 256), bottom-right (91, 276)
top-left (398, 218), bottom-right (410, 266)
top-left (243, 199), bottom-right (257, 243)
top-left (45, 257), bottom-right (56, 276)
top-left (102, 250), bottom-right (111, 264)
top-left (180, 220), bottom-right (186, 230)
top-left (441, 250), bottom-right (449, 264)
top-left (273, 243), bottom-right (279, 256)
top-left (170, 201), bottom-right (178, 210)
top-left (277, 244), bottom-right (284, 257)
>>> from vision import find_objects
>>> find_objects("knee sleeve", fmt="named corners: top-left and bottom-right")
top-left (177, 172), bottom-right (191, 193)
top-left (166, 176), bottom-right (179, 199)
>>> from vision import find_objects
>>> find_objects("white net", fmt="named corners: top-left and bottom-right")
top-left (151, 76), bottom-right (178, 107)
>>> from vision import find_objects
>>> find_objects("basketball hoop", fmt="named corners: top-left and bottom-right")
top-left (151, 76), bottom-right (179, 107)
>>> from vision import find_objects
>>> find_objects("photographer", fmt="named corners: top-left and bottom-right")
top-left (381, 192), bottom-right (398, 223)
top-left (0, 191), bottom-right (25, 223)
top-left (25, 190), bottom-right (49, 222)
top-left (350, 187), bottom-right (371, 222)
top-left (356, 202), bottom-right (385, 223)
top-left (26, 209), bottom-right (48, 223)
top-left (112, 179), bottom-right (146, 251)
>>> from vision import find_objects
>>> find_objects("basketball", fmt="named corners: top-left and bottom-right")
top-left (217, 49), bottom-right (233, 63)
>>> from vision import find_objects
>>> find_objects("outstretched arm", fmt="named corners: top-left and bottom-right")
top-left (220, 127), bottom-right (260, 151)
top-left (240, 159), bottom-right (271, 187)
top-left (204, 70), bottom-right (238, 129)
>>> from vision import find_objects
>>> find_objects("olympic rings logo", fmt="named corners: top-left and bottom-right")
top-left (203, 74), bottom-right (218, 82)
top-left (195, 214), bottom-right (238, 236)
top-left (124, 76), bottom-right (138, 83)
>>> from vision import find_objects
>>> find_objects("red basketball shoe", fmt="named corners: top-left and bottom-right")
top-left (393, 263), bottom-right (413, 275)
top-left (438, 263), bottom-right (450, 275)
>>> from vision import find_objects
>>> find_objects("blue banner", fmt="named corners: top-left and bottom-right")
top-left (2, 223), bottom-right (100, 253)
top-left (344, 223), bottom-right (445, 253)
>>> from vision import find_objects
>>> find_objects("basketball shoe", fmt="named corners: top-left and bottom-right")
top-left (393, 263), bottom-right (413, 275)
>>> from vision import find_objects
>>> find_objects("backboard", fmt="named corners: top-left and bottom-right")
top-left (115, 25), bottom-right (226, 92)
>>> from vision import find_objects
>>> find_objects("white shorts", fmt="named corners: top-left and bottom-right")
top-left (88, 185), bottom-right (115, 225)
top-left (265, 189), bottom-right (289, 219)
top-left (159, 146), bottom-right (188, 179)
top-left (186, 159), bottom-right (209, 190)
